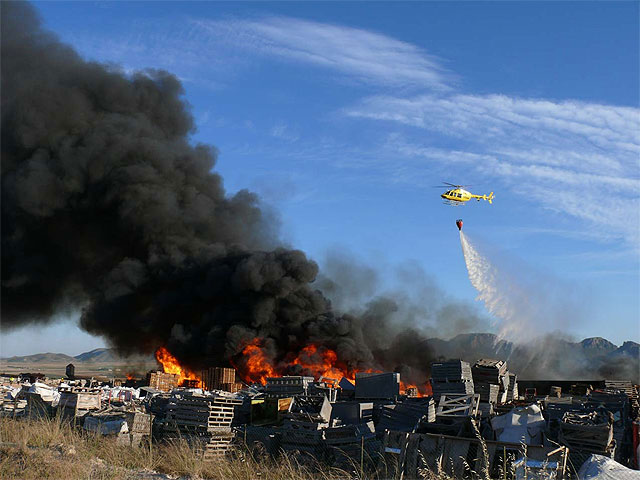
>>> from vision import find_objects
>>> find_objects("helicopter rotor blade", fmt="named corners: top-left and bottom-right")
top-left (442, 182), bottom-right (476, 188)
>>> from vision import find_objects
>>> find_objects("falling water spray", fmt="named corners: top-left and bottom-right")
top-left (459, 230), bottom-right (548, 340)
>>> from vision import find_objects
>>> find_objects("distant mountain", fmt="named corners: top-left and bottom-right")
top-left (609, 341), bottom-right (639, 358)
top-left (580, 337), bottom-right (617, 356)
top-left (4, 352), bottom-right (75, 363)
top-left (3, 348), bottom-right (155, 364)
top-left (74, 348), bottom-right (118, 363)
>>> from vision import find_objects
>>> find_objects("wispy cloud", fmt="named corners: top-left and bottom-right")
top-left (345, 93), bottom-right (640, 246)
top-left (347, 94), bottom-right (639, 154)
top-left (192, 16), bottom-right (452, 90)
top-left (270, 122), bottom-right (300, 142)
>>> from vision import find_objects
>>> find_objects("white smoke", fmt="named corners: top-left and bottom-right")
top-left (459, 231), bottom-right (577, 342)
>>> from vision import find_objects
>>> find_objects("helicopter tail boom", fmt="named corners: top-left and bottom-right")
top-left (471, 192), bottom-right (494, 204)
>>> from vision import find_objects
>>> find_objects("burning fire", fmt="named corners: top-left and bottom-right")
top-left (400, 382), bottom-right (432, 397)
top-left (235, 338), bottom-right (277, 385)
top-left (292, 344), bottom-right (350, 380)
top-left (236, 339), bottom-right (432, 396)
top-left (156, 339), bottom-right (431, 396)
top-left (155, 347), bottom-right (202, 388)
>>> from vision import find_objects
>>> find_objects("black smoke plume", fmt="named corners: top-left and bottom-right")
top-left (2, 2), bottom-right (452, 386)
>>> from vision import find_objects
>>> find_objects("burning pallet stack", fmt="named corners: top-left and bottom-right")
top-left (430, 360), bottom-right (474, 402)
top-left (471, 359), bottom-right (509, 406)
top-left (200, 367), bottom-right (243, 393)
top-left (165, 393), bottom-right (243, 458)
top-left (265, 376), bottom-right (314, 398)
top-left (148, 371), bottom-right (180, 392)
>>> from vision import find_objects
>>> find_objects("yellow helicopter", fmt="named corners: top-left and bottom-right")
top-left (438, 183), bottom-right (494, 205)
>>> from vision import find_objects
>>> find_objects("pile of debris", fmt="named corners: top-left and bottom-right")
top-left (58, 386), bottom-right (102, 422)
top-left (84, 406), bottom-right (152, 446)
top-left (2, 357), bottom-right (638, 477)
top-left (162, 392), bottom-right (243, 458)
top-left (472, 358), bottom-right (510, 406)
top-left (377, 397), bottom-right (435, 432)
top-left (559, 410), bottom-right (615, 466)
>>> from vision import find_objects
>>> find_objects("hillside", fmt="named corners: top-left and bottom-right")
top-left (426, 333), bottom-right (639, 381)
top-left (3, 348), bottom-right (154, 365)
top-left (4, 352), bottom-right (76, 363)
top-left (74, 348), bottom-right (119, 363)
top-left (609, 341), bottom-right (640, 358)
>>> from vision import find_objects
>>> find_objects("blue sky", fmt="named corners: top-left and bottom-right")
top-left (2, 1), bottom-right (638, 356)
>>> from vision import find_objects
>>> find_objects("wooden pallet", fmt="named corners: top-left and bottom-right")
top-left (436, 393), bottom-right (480, 417)
top-left (58, 386), bottom-right (102, 393)
top-left (604, 380), bottom-right (635, 397)
top-left (203, 433), bottom-right (235, 459)
top-left (165, 394), bottom-right (240, 436)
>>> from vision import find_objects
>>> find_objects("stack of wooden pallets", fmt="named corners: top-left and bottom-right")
top-left (559, 410), bottom-right (615, 466)
top-left (430, 360), bottom-right (474, 402)
top-left (165, 393), bottom-right (242, 458)
top-left (604, 380), bottom-right (636, 398)
top-left (377, 398), bottom-right (436, 432)
top-left (148, 371), bottom-right (180, 392)
top-left (471, 359), bottom-right (509, 405)
top-left (586, 389), bottom-right (631, 462)
top-left (200, 367), bottom-right (242, 393)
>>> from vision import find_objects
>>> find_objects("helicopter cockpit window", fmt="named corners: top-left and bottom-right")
top-left (457, 193), bottom-right (462, 198)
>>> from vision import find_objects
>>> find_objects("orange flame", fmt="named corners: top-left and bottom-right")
top-left (233, 338), bottom-right (433, 396)
top-left (126, 373), bottom-right (135, 380)
top-left (292, 344), bottom-right (350, 380)
top-left (400, 381), bottom-right (432, 397)
top-left (155, 347), bottom-right (202, 388)
top-left (238, 339), bottom-right (277, 385)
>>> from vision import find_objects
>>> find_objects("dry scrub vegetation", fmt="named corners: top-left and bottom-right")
top-left (0, 416), bottom-right (475, 479)
top-left (0, 417), bottom-right (355, 480)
